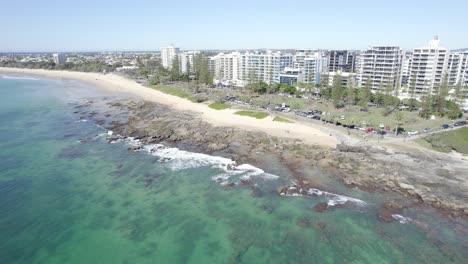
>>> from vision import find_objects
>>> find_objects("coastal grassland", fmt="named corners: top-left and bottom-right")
top-left (148, 84), bottom-right (193, 100)
top-left (273, 116), bottom-right (294, 123)
top-left (315, 105), bottom-right (456, 130)
top-left (415, 127), bottom-right (468, 154)
top-left (234, 110), bottom-right (269, 119)
top-left (208, 102), bottom-right (230, 110)
top-left (250, 95), bottom-right (308, 109)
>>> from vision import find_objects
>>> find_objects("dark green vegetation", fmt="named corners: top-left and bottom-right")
top-left (208, 102), bottom-right (230, 110)
top-left (149, 53), bottom-right (212, 86)
top-left (234, 110), bottom-right (269, 119)
top-left (273, 116), bottom-right (294, 123)
top-left (417, 127), bottom-right (468, 154)
top-left (244, 73), bottom-right (465, 120)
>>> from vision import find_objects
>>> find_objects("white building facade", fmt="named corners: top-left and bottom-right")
top-left (178, 51), bottom-right (200, 74)
top-left (53, 53), bottom-right (66, 64)
top-left (447, 51), bottom-right (468, 86)
top-left (160, 45), bottom-right (179, 69)
top-left (327, 71), bottom-right (358, 88)
top-left (356, 46), bottom-right (402, 93)
top-left (237, 51), bottom-right (294, 85)
top-left (446, 50), bottom-right (468, 109)
top-left (406, 36), bottom-right (448, 96)
top-left (212, 52), bottom-right (241, 84)
top-left (303, 52), bottom-right (329, 85)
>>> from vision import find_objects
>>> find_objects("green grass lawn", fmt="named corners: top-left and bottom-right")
top-left (273, 116), bottom-right (294, 123)
top-left (208, 102), bottom-right (230, 110)
top-left (234, 110), bottom-right (269, 119)
top-left (317, 105), bottom-right (457, 131)
top-left (416, 127), bottom-right (468, 154)
top-left (148, 84), bottom-right (194, 100)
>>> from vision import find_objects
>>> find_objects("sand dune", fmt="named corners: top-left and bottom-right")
top-left (0, 67), bottom-right (339, 148)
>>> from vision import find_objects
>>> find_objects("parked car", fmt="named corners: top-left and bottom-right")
top-left (454, 121), bottom-right (467, 126)
top-left (376, 130), bottom-right (387, 135)
top-left (442, 124), bottom-right (450, 129)
top-left (422, 128), bottom-right (431, 133)
top-left (407, 130), bottom-right (418, 136)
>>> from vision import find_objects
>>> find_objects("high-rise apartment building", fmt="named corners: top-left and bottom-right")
top-left (237, 51), bottom-right (294, 85)
top-left (356, 46), bottom-right (402, 92)
top-left (328, 50), bottom-right (356, 73)
top-left (212, 52), bottom-right (241, 83)
top-left (293, 49), bottom-right (318, 69)
top-left (211, 51), bottom-right (294, 86)
top-left (53, 53), bottom-right (66, 64)
top-left (400, 51), bottom-right (412, 88)
top-left (447, 51), bottom-right (468, 86)
top-left (160, 44), bottom-right (179, 69)
top-left (303, 52), bottom-right (329, 85)
top-left (178, 51), bottom-right (200, 74)
top-left (407, 36), bottom-right (448, 96)
top-left (447, 50), bottom-right (468, 110)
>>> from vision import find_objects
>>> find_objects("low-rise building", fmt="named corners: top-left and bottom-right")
top-left (279, 67), bottom-right (305, 85)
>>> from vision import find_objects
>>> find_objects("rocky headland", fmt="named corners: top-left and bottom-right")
top-left (74, 97), bottom-right (468, 221)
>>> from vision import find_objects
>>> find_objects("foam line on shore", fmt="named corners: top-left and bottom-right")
top-left (1, 75), bottom-right (40, 80)
top-left (280, 185), bottom-right (367, 206)
top-left (79, 121), bottom-right (364, 208)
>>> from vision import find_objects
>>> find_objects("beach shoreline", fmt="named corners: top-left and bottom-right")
top-left (0, 67), bottom-right (339, 148)
top-left (2, 67), bottom-right (468, 220)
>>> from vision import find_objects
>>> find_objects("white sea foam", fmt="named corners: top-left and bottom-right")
top-left (281, 185), bottom-right (367, 207)
top-left (392, 214), bottom-right (412, 224)
top-left (1, 75), bottom-right (39, 81)
top-left (112, 138), bottom-right (280, 186)
top-left (102, 130), bottom-right (364, 207)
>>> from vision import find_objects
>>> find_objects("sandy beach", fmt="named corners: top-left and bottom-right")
top-left (0, 67), bottom-right (339, 148)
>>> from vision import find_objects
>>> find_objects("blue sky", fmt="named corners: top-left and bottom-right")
top-left (2, 0), bottom-right (467, 52)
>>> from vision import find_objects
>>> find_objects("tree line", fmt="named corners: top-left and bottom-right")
top-left (242, 73), bottom-right (465, 119)
top-left (148, 53), bottom-right (213, 86)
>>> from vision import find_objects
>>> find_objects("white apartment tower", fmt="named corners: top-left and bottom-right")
top-left (447, 50), bottom-right (468, 110)
top-left (407, 36), bottom-right (448, 96)
top-left (160, 44), bottom-right (180, 69)
top-left (237, 51), bottom-right (294, 85)
top-left (212, 52), bottom-right (241, 84)
top-left (357, 46), bottom-right (402, 92)
top-left (400, 51), bottom-right (412, 88)
top-left (293, 49), bottom-right (317, 69)
top-left (303, 52), bottom-right (329, 85)
top-left (447, 51), bottom-right (468, 86)
top-left (178, 51), bottom-right (200, 74)
top-left (53, 53), bottom-right (66, 64)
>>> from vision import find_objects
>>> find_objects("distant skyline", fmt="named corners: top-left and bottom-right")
top-left (2, 0), bottom-right (467, 52)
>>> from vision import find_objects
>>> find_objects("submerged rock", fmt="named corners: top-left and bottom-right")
top-left (378, 202), bottom-right (404, 222)
top-left (313, 202), bottom-right (329, 212)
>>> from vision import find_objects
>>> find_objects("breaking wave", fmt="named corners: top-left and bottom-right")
top-left (92, 128), bottom-right (367, 208)
top-left (280, 185), bottom-right (367, 206)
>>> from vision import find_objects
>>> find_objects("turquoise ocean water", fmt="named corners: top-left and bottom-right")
top-left (0, 75), bottom-right (466, 263)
